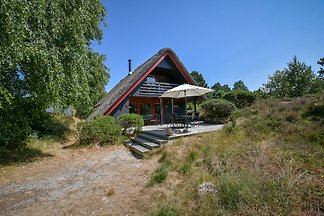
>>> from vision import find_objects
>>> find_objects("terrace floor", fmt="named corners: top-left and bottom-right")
top-left (142, 123), bottom-right (224, 139)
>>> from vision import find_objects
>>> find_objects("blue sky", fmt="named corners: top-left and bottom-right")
top-left (92, 0), bottom-right (324, 91)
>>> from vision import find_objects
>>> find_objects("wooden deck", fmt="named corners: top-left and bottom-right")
top-left (127, 123), bottom-right (224, 157)
top-left (142, 123), bottom-right (224, 140)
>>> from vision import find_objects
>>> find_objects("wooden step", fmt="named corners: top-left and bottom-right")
top-left (138, 134), bottom-right (168, 145)
top-left (142, 130), bottom-right (169, 140)
top-left (130, 143), bottom-right (150, 156)
top-left (131, 137), bottom-right (160, 150)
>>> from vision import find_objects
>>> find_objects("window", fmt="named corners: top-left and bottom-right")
top-left (129, 102), bottom-right (137, 114)
top-left (140, 103), bottom-right (152, 115)
top-left (146, 76), bottom-right (156, 83)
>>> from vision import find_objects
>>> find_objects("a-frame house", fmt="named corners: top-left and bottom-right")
top-left (88, 48), bottom-right (197, 124)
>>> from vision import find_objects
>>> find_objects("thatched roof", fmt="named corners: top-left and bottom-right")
top-left (87, 48), bottom-right (195, 120)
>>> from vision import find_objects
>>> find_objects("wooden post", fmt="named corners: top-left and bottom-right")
top-left (194, 97), bottom-right (197, 113)
top-left (160, 97), bottom-right (163, 125)
top-left (171, 98), bottom-right (174, 116)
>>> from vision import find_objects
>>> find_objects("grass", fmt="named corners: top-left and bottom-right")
top-left (149, 152), bottom-right (172, 185)
top-left (148, 206), bottom-right (179, 216)
top-left (0, 114), bottom-right (74, 167)
top-left (146, 95), bottom-right (324, 215)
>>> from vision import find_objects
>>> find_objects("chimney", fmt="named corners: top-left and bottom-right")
top-left (128, 59), bottom-right (132, 75)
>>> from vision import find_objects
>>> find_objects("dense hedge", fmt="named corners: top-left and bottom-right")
top-left (117, 113), bottom-right (144, 136)
top-left (200, 99), bottom-right (237, 123)
top-left (223, 90), bottom-right (257, 108)
top-left (77, 116), bottom-right (122, 145)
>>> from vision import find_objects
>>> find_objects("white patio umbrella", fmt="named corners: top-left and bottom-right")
top-left (160, 83), bottom-right (213, 99)
top-left (160, 84), bottom-right (213, 130)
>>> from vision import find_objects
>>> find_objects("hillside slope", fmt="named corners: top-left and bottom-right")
top-left (146, 95), bottom-right (324, 215)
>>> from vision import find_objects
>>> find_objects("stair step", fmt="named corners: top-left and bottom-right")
top-left (130, 143), bottom-right (150, 156)
top-left (138, 134), bottom-right (168, 145)
top-left (142, 130), bottom-right (169, 140)
top-left (131, 137), bottom-right (160, 149)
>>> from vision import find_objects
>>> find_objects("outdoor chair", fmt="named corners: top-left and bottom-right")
top-left (143, 114), bottom-right (153, 125)
top-left (150, 114), bottom-right (160, 125)
top-left (191, 112), bottom-right (200, 126)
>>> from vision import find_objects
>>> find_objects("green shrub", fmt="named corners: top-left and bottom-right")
top-left (218, 176), bottom-right (242, 211)
top-left (200, 99), bottom-right (237, 123)
top-left (117, 113), bottom-right (144, 136)
top-left (149, 163), bottom-right (169, 185)
top-left (303, 102), bottom-right (324, 121)
top-left (149, 206), bottom-right (179, 216)
top-left (77, 116), bottom-right (122, 145)
top-left (0, 99), bottom-right (39, 149)
top-left (223, 90), bottom-right (257, 108)
top-left (149, 152), bottom-right (172, 185)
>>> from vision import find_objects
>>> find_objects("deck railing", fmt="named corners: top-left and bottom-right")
top-left (139, 81), bottom-right (179, 97)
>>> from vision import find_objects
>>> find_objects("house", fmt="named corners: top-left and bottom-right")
top-left (87, 48), bottom-right (198, 124)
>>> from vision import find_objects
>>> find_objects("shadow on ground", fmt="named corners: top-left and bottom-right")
top-left (0, 147), bottom-right (53, 167)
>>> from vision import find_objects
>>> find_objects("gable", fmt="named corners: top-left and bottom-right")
top-left (156, 56), bottom-right (176, 70)
top-left (87, 48), bottom-right (196, 120)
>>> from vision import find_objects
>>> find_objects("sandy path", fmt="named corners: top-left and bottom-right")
top-left (0, 145), bottom-right (158, 216)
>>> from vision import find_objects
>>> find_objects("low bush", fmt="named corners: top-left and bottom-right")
top-left (77, 116), bottom-right (122, 145)
top-left (223, 90), bottom-right (257, 108)
top-left (117, 113), bottom-right (144, 136)
top-left (200, 99), bottom-right (237, 123)
top-left (149, 206), bottom-right (179, 216)
top-left (303, 102), bottom-right (324, 122)
top-left (218, 176), bottom-right (243, 211)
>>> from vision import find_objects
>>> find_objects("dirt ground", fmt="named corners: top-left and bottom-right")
top-left (0, 145), bottom-right (159, 216)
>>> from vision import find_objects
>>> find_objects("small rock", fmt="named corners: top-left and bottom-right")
top-left (105, 187), bottom-right (115, 196)
top-left (198, 182), bottom-right (218, 194)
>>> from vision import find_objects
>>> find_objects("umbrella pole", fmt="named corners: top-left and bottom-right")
top-left (184, 90), bottom-right (188, 131)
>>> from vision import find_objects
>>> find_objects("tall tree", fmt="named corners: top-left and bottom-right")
top-left (317, 57), bottom-right (324, 78)
top-left (190, 71), bottom-right (208, 88)
top-left (263, 70), bottom-right (289, 98)
top-left (211, 82), bottom-right (231, 92)
top-left (285, 56), bottom-right (315, 97)
top-left (264, 56), bottom-right (316, 98)
top-left (211, 82), bottom-right (231, 98)
top-left (233, 80), bottom-right (249, 91)
top-left (0, 0), bottom-right (108, 147)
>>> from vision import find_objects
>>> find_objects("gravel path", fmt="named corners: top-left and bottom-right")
top-left (0, 146), bottom-right (158, 216)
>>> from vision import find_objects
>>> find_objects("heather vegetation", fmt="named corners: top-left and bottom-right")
top-left (148, 94), bottom-right (323, 215)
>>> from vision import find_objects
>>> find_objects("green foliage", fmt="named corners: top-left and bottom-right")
top-left (211, 82), bottom-right (231, 92)
top-left (77, 116), bottom-right (122, 145)
top-left (0, 146), bottom-right (51, 166)
top-left (117, 113), bottom-right (144, 136)
top-left (254, 87), bottom-right (269, 99)
top-left (233, 80), bottom-right (249, 91)
top-left (149, 152), bottom-right (172, 185)
top-left (0, 114), bottom-right (72, 166)
top-left (1, 99), bottom-right (72, 149)
top-left (211, 82), bottom-right (231, 99)
top-left (200, 99), bottom-right (237, 123)
top-left (303, 102), bottom-right (324, 121)
top-left (149, 206), bottom-right (179, 216)
top-left (223, 90), bottom-right (257, 108)
top-left (0, 111), bottom-right (31, 149)
top-left (218, 176), bottom-right (242, 211)
top-left (264, 56), bottom-right (319, 98)
top-left (190, 71), bottom-right (208, 87)
top-left (0, 0), bottom-right (109, 147)
top-left (317, 57), bottom-right (324, 78)
top-left (149, 163), bottom-right (169, 185)
top-left (148, 95), bottom-right (323, 215)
